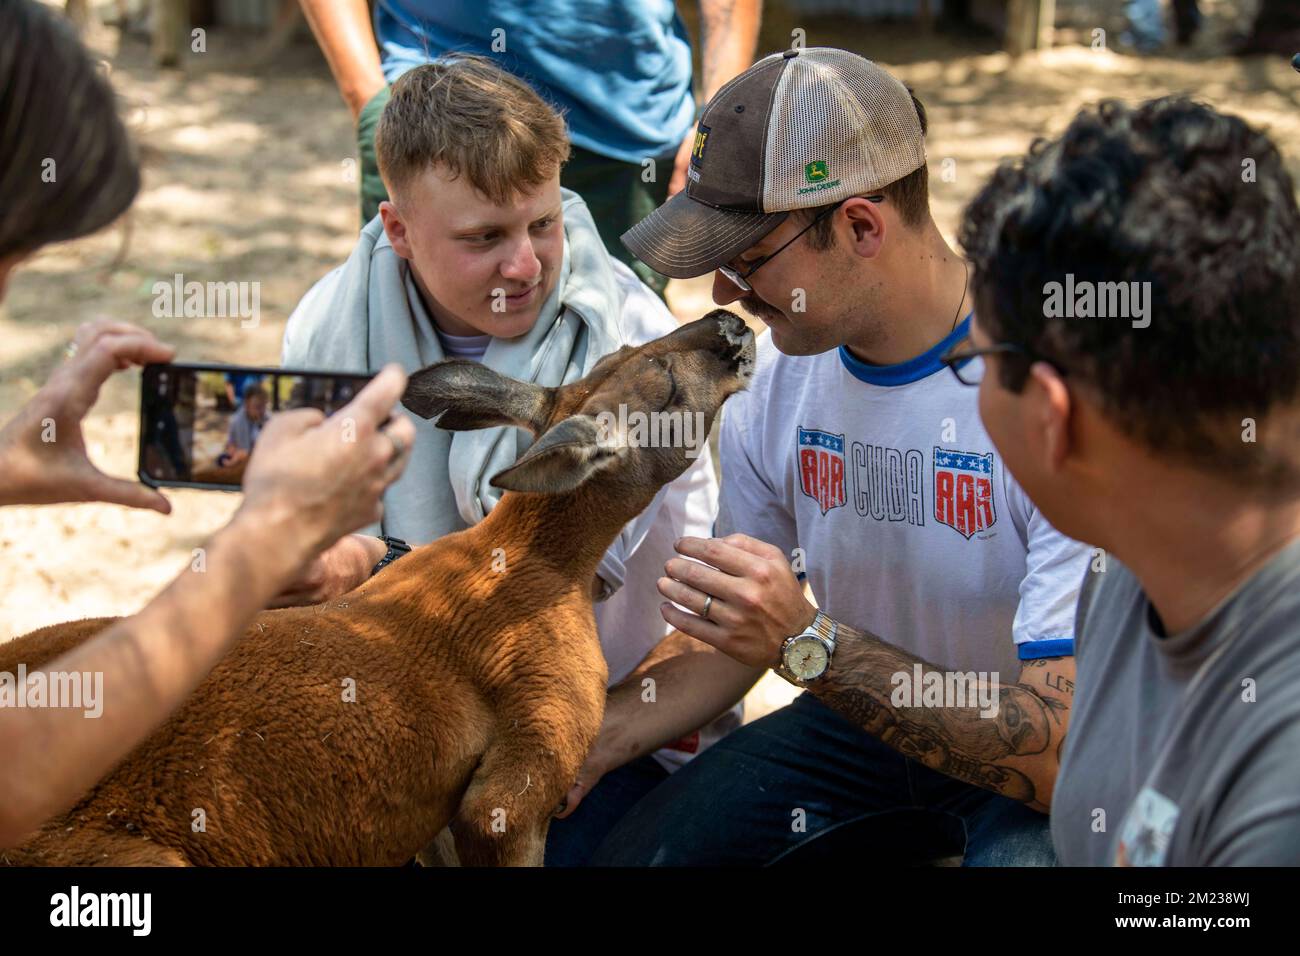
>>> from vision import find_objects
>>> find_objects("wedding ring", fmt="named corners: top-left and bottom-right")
top-left (63, 341), bottom-right (78, 361)
top-left (701, 594), bottom-right (713, 621)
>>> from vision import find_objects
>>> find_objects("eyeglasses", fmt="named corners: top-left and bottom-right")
top-left (718, 195), bottom-right (884, 292)
top-left (939, 338), bottom-right (1062, 387)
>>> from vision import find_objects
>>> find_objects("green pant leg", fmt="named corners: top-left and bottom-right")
top-left (357, 86), bottom-right (392, 227)
top-left (561, 144), bottom-right (673, 300)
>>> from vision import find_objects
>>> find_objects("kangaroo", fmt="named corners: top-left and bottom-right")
top-left (1, 309), bottom-right (755, 866)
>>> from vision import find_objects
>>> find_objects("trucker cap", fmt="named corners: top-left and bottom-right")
top-left (622, 47), bottom-right (927, 279)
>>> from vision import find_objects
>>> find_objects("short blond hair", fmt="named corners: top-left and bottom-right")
top-left (376, 55), bottom-right (571, 205)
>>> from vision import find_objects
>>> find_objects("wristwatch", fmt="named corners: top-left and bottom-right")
top-left (370, 535), bottom-right (411, 576)
top-left (774, 611), bottom-right (838, 686)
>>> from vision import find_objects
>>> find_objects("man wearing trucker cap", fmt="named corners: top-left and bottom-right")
top-left (582, 48), bottom-right (1090, 866)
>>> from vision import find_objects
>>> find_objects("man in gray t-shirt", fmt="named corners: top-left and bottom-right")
top-left (1054, 548), bottom-right (1300, 865)
top-left (951, 95), bottom-right (1300, 865)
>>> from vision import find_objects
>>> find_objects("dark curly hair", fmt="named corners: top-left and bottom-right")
top-left (960, 96), bottom-right (1300, 480)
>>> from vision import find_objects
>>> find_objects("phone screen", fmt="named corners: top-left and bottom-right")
top-left (139, 364), bottom-right (373, 490)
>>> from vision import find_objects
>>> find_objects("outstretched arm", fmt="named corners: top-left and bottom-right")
top-left (0, 363), bottom-right (416, 848)
top-left (555, 628), bottom-right (762, 818)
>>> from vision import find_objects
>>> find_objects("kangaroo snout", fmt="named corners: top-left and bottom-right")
top-left (705, 308), bottom-right (756, 384)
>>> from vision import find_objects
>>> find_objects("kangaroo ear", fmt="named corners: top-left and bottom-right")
top-left (489, 415), bottom-right (622, 494)
top-left (402, 360), bottom-right (552, 433)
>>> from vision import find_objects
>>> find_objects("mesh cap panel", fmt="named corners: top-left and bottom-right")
top-left (762, 48), bottom-right (926, 212)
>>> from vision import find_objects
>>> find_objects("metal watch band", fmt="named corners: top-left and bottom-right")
top-left (370, 535), bottom-right (411, 577)
top-left (809, 610), bottom-right (838, 653)
top-left (776, 611), bottom-right (837, 685)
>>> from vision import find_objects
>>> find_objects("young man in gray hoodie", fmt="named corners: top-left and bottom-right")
top-left (280, 56), bottom-right (731, 866)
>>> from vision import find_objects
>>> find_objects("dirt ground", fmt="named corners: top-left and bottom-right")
top-left (2, 0), bottom-right (1298, 717)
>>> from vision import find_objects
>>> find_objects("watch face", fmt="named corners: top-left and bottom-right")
top-left (785, 637), bottom-right (829, 681)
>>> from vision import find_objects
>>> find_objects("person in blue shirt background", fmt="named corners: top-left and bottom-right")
top-left (299, 0), bottom-right (761, 298)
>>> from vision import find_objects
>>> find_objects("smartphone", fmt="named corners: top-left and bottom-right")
top-left (139, 363), bottom-right (373, 491)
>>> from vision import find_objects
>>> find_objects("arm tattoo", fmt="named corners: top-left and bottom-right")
top-left (811, 622), bottom-right (1072, 813)
top-left (1044, 671), bottom-right (1074, 694)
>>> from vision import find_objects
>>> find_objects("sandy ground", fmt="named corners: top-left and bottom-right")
top-left (2, 0), bottom-right (1298, 719)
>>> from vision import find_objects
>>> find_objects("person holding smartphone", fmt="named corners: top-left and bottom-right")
top-left (0, 0), bottom-right (417, 850)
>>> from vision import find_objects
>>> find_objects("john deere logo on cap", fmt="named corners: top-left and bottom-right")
top-left (799, 160), bottom-right (841, 195)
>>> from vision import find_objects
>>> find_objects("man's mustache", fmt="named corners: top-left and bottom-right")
top-left (739, 297), bottom-right (784, 323)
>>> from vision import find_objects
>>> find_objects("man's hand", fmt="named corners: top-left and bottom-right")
top-left (657, 533), bottom-right (817, 668)
top-left (554, 725), bottom-right (617, 819)
top-left (0, 320), bottom-right (175, 512)
top-left (555, 627), bottom-right (763, 820)
top-left (267, 533), bottom-right (388, 608)
top-left (668, 130), bottom-right (695, 197)
top-left (239, 364), bottom-right (416, 566)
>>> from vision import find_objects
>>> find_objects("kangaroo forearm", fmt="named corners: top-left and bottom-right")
top-left (810, 623), bottom-right (1068, 813)
top-left (600, 631), bottom-right (761, 769)
top-left (0, 512), bottom-right (309, 847)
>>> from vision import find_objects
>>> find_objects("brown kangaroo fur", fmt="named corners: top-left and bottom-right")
top-left (1, 311), bottom-right (754, 867)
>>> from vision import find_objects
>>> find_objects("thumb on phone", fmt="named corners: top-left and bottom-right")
top-left (252, 407), bottom-right (325, 454)
top-left (341, 364), bottom-right (408, 430)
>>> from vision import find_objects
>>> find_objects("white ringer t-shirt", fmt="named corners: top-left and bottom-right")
top-left (715, 318), bottom-right (1090, 679)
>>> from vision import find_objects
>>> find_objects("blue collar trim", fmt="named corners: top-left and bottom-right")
top-left (838, 313), bottom-right (972, 387)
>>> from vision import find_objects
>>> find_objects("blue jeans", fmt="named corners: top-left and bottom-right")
top-left (590, 692), bottom-right (1056, 866)
top-left (544, 754), bottom-right (670, 867)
